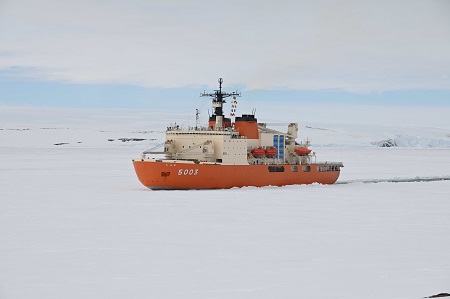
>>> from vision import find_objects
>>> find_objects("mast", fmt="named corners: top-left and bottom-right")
top-left (201, 78), bottom-right (240, 129)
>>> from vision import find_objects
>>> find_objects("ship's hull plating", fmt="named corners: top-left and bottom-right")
top-left (133, 159), bottom-right (341, 190)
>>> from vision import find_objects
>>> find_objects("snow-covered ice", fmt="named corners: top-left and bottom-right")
top-left (1, 106), bottom-right (449, 299)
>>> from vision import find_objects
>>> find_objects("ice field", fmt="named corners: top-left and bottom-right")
top-left (1, 105), bottom-right (450, 299)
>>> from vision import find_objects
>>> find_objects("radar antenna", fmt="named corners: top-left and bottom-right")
top-left (200, 78), bottom-right (241, 118)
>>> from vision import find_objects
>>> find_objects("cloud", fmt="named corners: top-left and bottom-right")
top-left (1, 0), bottom-right (449, 92)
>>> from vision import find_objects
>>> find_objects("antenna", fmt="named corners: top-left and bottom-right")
top-left (200, 78), bottom-right (241, 117)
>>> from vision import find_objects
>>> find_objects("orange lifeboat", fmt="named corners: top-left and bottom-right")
top-left (295, 147), bottom-right (312, 155)
top-left (251, 147), bottom-right (265, 157)
top-left (265, 147), bottom-right (277, 157)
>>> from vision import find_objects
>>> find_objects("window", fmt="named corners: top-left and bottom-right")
top-left (302, 165), bottom-right (311, 172)
top-left (317, 165), bottom-right (340, 172)
top-left (291, 166), bottom-right (298, 172)
top-left (268, 166), bottom-right (284, 172)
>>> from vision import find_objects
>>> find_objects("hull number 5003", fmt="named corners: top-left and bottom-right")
top-left (178, 169), bottom-right (199, 176)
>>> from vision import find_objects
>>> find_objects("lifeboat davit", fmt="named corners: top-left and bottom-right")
top-left (295, 147), bottom-right (312, 155)
top-left (251, 147), bottom-right (265, 157)
top-left (265, 147), bottom-right (277, 157)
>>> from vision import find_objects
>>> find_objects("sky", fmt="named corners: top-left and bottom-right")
top-left (0, 0), bottom-right (449, 109)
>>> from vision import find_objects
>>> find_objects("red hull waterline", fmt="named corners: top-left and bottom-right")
top-left (133, 159), bottom-right (342, 190)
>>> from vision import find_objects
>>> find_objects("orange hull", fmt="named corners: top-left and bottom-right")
top-left (133, 160), bottom-right (341, 190)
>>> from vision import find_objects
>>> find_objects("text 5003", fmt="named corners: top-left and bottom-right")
top-left (178, 169), bottom-right (199, 176)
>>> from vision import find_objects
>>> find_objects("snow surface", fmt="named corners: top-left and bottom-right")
top-left (1, 106), bottom-right (450, 299)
